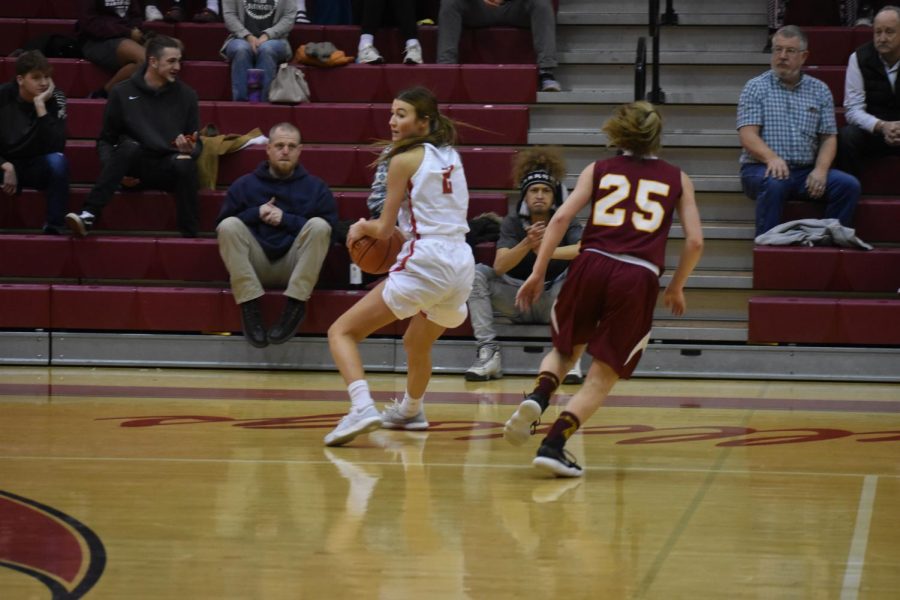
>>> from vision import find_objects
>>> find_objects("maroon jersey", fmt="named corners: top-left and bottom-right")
top-left (580, 154), bottom-right (683, 273)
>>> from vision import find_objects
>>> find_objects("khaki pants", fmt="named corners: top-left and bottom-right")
top-left (216, 216), bottom-right (332, 305)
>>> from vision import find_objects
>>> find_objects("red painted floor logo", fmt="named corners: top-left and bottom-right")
top-left (0, 490), bottom-right (106, 599)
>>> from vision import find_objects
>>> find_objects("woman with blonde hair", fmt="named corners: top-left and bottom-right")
top-left (503, 101), bottom-right (705, 476)
top-left (324, 86), bottom-right (475, 447)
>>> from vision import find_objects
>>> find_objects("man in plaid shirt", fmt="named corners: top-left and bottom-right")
top-left (738, 25), bottom-right (860, 236)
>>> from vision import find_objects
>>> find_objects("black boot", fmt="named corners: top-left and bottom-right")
top-left (268, 298), bottom-right (306, 345)
top-left (240, 299), bottom-right (268, 348)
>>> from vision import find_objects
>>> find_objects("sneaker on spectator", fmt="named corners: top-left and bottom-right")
top-left (381, 400), bottom-right (429, 430)
top-left (65, 211), bottom-right (94, 237)
top-left (144, 4), bottom-right (164, 21)
top-left (503, 395), bottom-right (542, 446)
top-left (563, 361), bottom-right (584, 385)
top-left (324, 405), bottom-right (383, 447)
top-left (295, 9), bottom-right (311, 23)
top-left (163, 5), bottom-right (185, 22)
top-left (533, 444), bottom-right (583, 478)
top-left (403, 41), bottom-right (423, 65)
top-left (357, 45), bottom-right (384, 64)
top-left (464, 345), bottom-right (502, 381)
top-left (539, 71), bottom-right (562, 92)
top-left (192, 8), bottom-right (220, 22)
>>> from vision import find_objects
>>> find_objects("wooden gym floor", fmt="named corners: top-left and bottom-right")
top-left (1, 365), bottom-right (898, 599)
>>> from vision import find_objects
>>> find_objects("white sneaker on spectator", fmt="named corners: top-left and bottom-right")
top-left (464, 345), bottom-right (502, 381)
top-left (403, 41), bottom-right (423, 65)
top-left (563, 362), bottom-right (584, 384)
top-left (357, 45), bottom-right (384, 64)
top-left (144, 4), bottom-right (164, 21)
top-left (323, 405), bottom-right (382, 447)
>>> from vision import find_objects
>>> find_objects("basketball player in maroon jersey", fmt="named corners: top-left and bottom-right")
top-left (505, 101), bottom-right (705, 477)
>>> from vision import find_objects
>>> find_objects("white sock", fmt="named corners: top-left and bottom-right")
top-left (359, 34), bottom-right (374, 51)
top-left (348, 379), bottom-right (374, 413)
top-left (400, 391), bottom-right (422, 417)
top-left (405, 38), bottom-right (419, 49)
top-left (206, 0), bottom-right (218, 12)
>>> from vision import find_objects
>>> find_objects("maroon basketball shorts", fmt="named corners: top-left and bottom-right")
top-left (551, 251), bottom-right (659, 379)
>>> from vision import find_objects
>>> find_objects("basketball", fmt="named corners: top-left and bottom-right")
top-left (349, 228), bottom-right (406, 274)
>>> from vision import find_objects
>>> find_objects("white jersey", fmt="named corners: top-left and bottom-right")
top-left (397, 143), bottom-right (469, 240)
top-left (383, 143), bottom-right (474, 328)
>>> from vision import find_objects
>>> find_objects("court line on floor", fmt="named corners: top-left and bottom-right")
top-left (3, 383), bottom-right (900, 413)
top-left (840, 475), bottom-right (878, 600)
top-left (3, 455), bottom-right (900, 479)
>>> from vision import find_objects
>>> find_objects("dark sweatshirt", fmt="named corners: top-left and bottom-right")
top-left (77, 0), bottom-right (143, 41)
top-left (97, 63), bottom-right (201, 163)
top-left (0, 81), bottom-right (67, 166)
top-left (217, 161), bottom-right (339, 261)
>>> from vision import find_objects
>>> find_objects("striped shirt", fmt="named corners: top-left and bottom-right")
top-left (737, 70), bottom-right (837, 166)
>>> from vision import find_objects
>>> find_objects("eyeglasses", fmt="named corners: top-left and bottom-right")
top-left (772, 46), bottom-right (804, 56)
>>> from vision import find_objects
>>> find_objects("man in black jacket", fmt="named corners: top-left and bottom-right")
top-left (838, 6), bottom-right (900, 177)
top-left (216, 122), bottom-right (337, 347)
top-left (66, 34), bottom-right (202, 237)
top-left (0, 51), bottom-right (69, 234)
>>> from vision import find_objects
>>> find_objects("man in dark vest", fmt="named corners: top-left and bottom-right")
top-left (838, 6), bottom-right (900, 177)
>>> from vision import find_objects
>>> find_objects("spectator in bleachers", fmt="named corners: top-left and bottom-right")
top-left (837, 6), bottom-right (900, 178)
top-left (144, 1), bottom-right (221, 23)
top-left (464, 146), bottom-right (583, 383)
top-left (66, 35), bottom-right (202, 238)
top-left (437, 0), bottom-right (561, 92)
top-left (77, 0), bottom-right (149, 99)
top-left (356, 0), bottom-right (423, 64)
top-left (215, 122), bottom-right (337, 348)
top-left (738, 25), bottom-right (860, 237)
top-left (0, 51), bottom-right (69, 235)
top-left (220, 0), bottom-right (296, 102)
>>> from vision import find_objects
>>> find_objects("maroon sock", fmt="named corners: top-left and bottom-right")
top-left (541, 411), bottom-right (581, 450)
top-left (529, 371), bottom-right (560, 410)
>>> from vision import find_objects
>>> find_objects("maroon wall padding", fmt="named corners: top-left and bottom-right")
top-left (753, 247), bottom-right (900, 292)
top-left (460, 65), bottom-right (538, 103)
top-left (51, 285), bottom-right (140, 330)
top-left (0, 284), bottom-right (51, 329)
top-left (748, 297), bottom-right (840, 344)
top-left (156, 239), bottom-right (229, 282)
top-left (0, 235), bottom-right (76, 278)
top-left (803, 27), bottom-right (855, 66)
top-left (71, 237), bottom-right (161, 280)
top-left (137, 287), bottom-right (225, 332)
top-left (858, 156), bottom-right (900, 196)
top-left (0, 18), bottom-right (28, 55)
top-left (837, 300), bottom-right (900, 345)
top-left (802, 66), bottom-right (845, 103)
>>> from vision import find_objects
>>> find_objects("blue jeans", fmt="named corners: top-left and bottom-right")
top-left (224, 38), bottom-right (292, 102)
top-left (740, 163), bottom-right (860, 236)
top-left (12, 152), bottom-right (69, 232)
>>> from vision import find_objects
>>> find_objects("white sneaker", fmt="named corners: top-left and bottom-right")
top-left (356, 45), bottom-right (384, 64)
top-left (403, 41), bottom-right (423, 65)
top-left (563, 362), bottom-right (584, 385)
top-left (464, 345), bottom-right (502, 381)
top-left (144, 4), bottom-right (164, 21)
top-left (503, 396), bottom-right (542, 446)
top-left (323, 405), bottom-right (382, 447)
top-left (381, 400), bottom-right (429, 430)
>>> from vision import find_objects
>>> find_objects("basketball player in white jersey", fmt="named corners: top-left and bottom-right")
top-left (324, 86), bottom-right (475, 447)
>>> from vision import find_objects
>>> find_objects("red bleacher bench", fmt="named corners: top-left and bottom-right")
top-left (0, 284), bottom-right (51, 328)
top-left (753, 247), bottom-right (900, 292)
top-left (748, 297), bottom-right (900, 345)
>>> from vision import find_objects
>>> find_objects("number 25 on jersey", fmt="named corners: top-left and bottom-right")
top-left (592, 173), bottom-right (667, 233)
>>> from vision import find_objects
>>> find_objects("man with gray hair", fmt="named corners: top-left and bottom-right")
top-left (737, 25), bottom-right (860, 236)
top-left (216, 122), bottom-right (338, 348)
top-left (838, 5), bottom-right (900, 177)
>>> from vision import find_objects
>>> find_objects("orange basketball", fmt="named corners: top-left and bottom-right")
top-left (349, 228), bottom-right (406, 274)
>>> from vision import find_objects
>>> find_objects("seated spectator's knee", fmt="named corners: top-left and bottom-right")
top-left (216, 216), bottom-right (244, 237)
top-left (114, 138), bottom-right (142, 160)
top-left (304, 216), bottom-right (332, 239)
top-left (43, 152), bottom-right (69, 178)
top-left (172, 155), bottom-right (197, 175)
